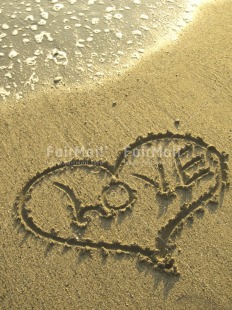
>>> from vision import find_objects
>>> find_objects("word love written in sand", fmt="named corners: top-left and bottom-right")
top-left (16, 133), bottom-right (229, 274)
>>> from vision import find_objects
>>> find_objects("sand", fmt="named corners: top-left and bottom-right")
top-left (0, 0), bottom-right (204, 100)
top-left (0, 0), bottom-right (232, 309)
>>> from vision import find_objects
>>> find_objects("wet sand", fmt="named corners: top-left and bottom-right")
top-left (0, 0), bottom-right (207, 100)
top-left (0, 0), bottom-right (232, 309)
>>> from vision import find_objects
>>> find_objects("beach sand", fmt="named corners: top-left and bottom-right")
top-left (0, 0), bottom-right (231, 309)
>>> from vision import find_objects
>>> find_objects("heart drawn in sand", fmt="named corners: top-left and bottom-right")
top-left (15, 132), bottom-right (229, 274)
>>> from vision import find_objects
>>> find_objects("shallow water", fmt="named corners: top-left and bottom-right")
top-left (0, 0), bottom-right (207, 100)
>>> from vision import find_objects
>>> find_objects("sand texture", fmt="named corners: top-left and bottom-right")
top-left (0, 1), bottom-right (232, 309)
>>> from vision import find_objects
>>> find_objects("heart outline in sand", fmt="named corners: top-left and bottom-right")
top-left (15, 132), bottom-right (229, 274)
